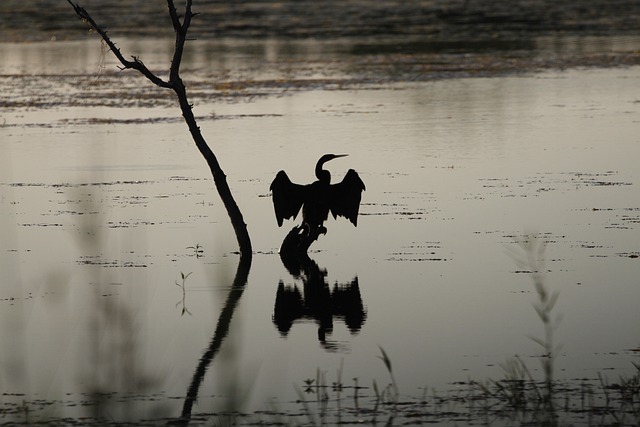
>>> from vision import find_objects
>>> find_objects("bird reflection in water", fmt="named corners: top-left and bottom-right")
top-left (270, 154), bottom-right (366, 350)
top-left (273, 228), bottom-right (367, 351)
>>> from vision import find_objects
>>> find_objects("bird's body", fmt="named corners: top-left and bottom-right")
top-left (301, 180), bottom-right (331, 231)
top-left (270, 154), bottom-right (365, 241)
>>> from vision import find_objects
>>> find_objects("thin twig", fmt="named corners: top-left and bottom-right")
top-left (67, 0), bottom-right (172, 89)
top-left (167, 0), bottom-right (191, 82)
top-left (167, 0), bottom-right (182, 33)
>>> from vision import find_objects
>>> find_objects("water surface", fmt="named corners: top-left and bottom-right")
top-left (1, 38), bottom-right (640, 423)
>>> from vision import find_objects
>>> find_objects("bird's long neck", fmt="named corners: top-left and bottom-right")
top-left (315, 159), bottom-right (326, 181)
top-left (315, 161), bottom-right (331, 184)
top-left (315, 154), bottom-right (345, 183)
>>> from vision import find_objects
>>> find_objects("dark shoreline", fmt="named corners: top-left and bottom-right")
top-left (3, 0), bottom-right (640, 79)
top-left (2, 0), bottom-right (640, 44)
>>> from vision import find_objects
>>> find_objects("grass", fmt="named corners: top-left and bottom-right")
top-left (510, 234), bottom-right (562, 406)
top-left (374, 346), bottom-right (400, 407)
top-left (4, 231), bottom-right (639, 425)
top-left (281, 234), bottom-right (640, 426)
top-left (286, 355), bottom-right (640, 426)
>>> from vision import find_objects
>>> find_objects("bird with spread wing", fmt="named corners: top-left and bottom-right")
top-left (270, 154), bottom-right (365, 250)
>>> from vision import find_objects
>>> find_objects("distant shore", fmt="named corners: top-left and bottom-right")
top-left (2, 0), bottom-right (640, 44)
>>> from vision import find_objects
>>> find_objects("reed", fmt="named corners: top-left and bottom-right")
top-left (375, 345), bottom-right (399, 406)
top-left (509, 234), bottom-right (562, 408)
top-left (285, 234), bottom-right (639, 425)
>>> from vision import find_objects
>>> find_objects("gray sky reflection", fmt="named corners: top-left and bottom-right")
top-left (1, 37), bottom-right (640, 420)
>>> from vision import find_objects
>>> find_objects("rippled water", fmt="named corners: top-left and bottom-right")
top-left (1, 36), bottom-right (640, 423)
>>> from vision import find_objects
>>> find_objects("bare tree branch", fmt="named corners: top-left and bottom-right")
top-left (166, 0), bottom-right (183, 33)
top-left (68, 0), bottom-right (253, 260)
top-left (168, 0), bottom-right (191, 83)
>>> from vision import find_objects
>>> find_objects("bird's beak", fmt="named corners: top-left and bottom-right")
top-left (334, 154), bottom-right (348, 159)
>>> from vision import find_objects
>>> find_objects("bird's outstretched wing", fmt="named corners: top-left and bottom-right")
top-left (330, 169), bottom-right (366, 226)
top-left (270, 170), bottom-right (305, 227)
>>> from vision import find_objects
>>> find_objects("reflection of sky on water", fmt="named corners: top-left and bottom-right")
top-left (1, 40), bottom-right (640, 417)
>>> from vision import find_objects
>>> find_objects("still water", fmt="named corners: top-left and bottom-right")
top-left (1, 38), bottom-right (640, 421)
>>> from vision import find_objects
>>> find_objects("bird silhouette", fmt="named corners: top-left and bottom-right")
top-left (270, 154), bottom-right (365, 242)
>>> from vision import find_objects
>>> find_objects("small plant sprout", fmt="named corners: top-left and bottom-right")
top-left (303, 378), bottom-right (315, 394)
top-left (186, 243), bottom-right (204, 258)
top-left (175, 271), bottom-right (192, 316)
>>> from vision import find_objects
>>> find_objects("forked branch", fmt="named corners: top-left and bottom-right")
top-left (167, 0), bottom-right (183, 33)
top-left (167, 0), bottom-right (192, 81)
top-left (68, 0), bottom-right (253, 260)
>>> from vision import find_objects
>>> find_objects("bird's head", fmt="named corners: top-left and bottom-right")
top-left (319, 154), bottom-right (348, 164)
top-left (315, 154), bottom-right (348, 182)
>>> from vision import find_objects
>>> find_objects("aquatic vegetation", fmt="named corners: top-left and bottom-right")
top-left (509, 234), bottom-right (562, 407)
top-left (374, 345), bottom-right (399, 406)
top-left (186, 243), bottom-right (204, 258)
top-left (4, 4), bottom-right (640, 425)
top-left (289, 356), bottom-right (640, 426)
top-left (282, 237), bottom-right (639, 425)
top-left (175, 271), bottom-right (192, 316)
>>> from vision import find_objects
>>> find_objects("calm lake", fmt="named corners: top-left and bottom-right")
top-left (1, 35), bottom-right (640, 424)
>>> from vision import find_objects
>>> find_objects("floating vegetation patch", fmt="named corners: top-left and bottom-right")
top-left (106, 220), bottom-right (156, 229)
top-left (18, 222), bottom-right (63, 227)
top-left (617, 252), bottom-right (639, 259)
top-left (570, 207), bottom-right (640, 231)
top-left (387, 241), bottom-right (448, 262)
top-left (573, 241), bottom-right (609, 249)
top-left (571, 240), bottom-right (614, 258)
top-left (360, 202), bottom-right (399, 217)
top-left (7, 180), bottom-right (155, 189)
top-left (502, 232), bottom-right (565, 245)
top-left (54, 113), bottom-right (284, 127)
top-left (475, 170), bottom-right (633, 199)
top-left (318, 103), bottom-right (383, 116)
top-left (5, 177), bottom-right (211, 230)
top-left (389, 191), bottom-right (437, 220)
top-left (605, 210), bottom-right (640, 230)
top-left (1, 294), bottom-right (34, 304)
top-left (77, 255), bottom-right (148, 268)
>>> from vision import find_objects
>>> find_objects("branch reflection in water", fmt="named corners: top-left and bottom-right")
top-left (274, 226), bottom-right (367, 351)
top-left (176, 225), bottom-right (364, 422)
top-left (178, 254), bottom-right (251, 424)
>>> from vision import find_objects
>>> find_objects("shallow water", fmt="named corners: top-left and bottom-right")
top-left (1, 38), bottom-right (640, 423)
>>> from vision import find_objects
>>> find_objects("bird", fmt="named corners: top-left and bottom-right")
top-left (270, 154), bottom-right (365, 239)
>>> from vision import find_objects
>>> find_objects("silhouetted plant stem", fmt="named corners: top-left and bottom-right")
top-left (511, 234), bottom-right (561, 414)
top-left (67, 0), bottom-right (252, 261)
